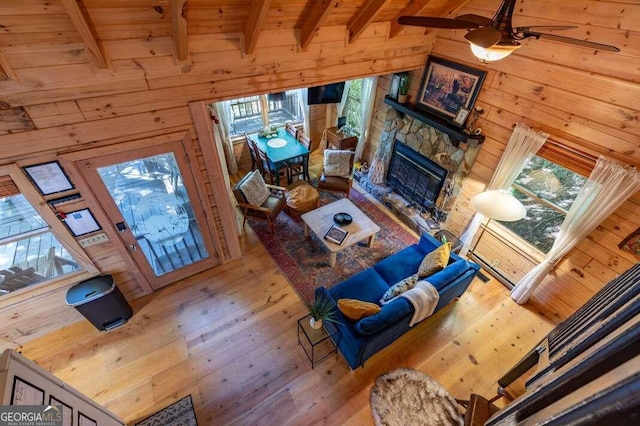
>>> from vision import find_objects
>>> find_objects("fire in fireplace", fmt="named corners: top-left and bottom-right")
top-left (386, 141), bottom-right (448, 213)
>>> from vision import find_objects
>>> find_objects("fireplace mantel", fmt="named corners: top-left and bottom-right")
top-left (384, 96), bottom-right (484, 145)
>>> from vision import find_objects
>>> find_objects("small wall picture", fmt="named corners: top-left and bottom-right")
top-left (23, 161), bottom-right (75, 196)
top-left (453, 107), bottom-right (470, 127)
top-left (62, 208), bottom-right (102, 237)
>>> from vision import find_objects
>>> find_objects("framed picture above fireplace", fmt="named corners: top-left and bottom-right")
top-left (416, 56), bottom-right (486, 127)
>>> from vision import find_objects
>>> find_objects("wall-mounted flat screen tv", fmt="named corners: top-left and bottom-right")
top-left (307, 82), bottom-right (346, 105)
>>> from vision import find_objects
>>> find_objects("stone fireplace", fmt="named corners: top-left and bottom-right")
top-left (359, 107), bottom-right (482, 233)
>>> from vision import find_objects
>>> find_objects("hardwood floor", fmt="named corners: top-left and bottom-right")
top-left (16, 220), bottom-right (557, 425)
top-left (14, 153), bottom-right (558, 424)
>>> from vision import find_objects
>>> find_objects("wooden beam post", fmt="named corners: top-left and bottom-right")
top-left (60, 0), bottom-right (110, 69)
top-left (171, 0), bottom-right (191, 69)
top-left (244, 0), bottom-right (272, 55)
top-left (348, 0), bottom-right (393, 44)
top-left (300, 0), bottom-right (340, 50)
top-left (0, 51), bottom-right (17, 81)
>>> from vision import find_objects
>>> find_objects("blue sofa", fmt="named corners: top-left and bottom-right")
top-left (315, 232), bottom-right (480, 369)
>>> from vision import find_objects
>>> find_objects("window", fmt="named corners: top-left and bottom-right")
top-left (500, 155), bottom-right (587, 254)
top-left (0, 191), bottom-right (81, 295)
top-left (343, 79), bottom-right (362, 134)
top-left (227, 91), bottom-right (303, 137)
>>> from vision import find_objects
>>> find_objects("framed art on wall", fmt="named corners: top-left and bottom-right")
top-left (416, 56), bottom-right (486, 126)
top-left (22, 161), bottom-right (75, 196)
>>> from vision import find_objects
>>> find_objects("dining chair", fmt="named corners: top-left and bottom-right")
top-left (244, 132), bottom-right (258, 171)
top-left (286, 132), bottom-right (312, 182)
top-left (285, 123), bottom-right (298, 139)
top-left (252, 140), bottom-right (290, 185)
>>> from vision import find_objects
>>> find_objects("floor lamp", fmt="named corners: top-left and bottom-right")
top-left (468, 189), bottom-right (527, 262)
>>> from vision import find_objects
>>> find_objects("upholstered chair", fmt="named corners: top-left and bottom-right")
top-left (232, 170), bottom-right (286, 233)
top-left (317, 149), bottom-right (355, 197)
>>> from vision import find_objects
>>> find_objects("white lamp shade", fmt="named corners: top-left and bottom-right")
top-left (469, 41), bottom-right (521, 63)
top-left (471, 189), bottom-right (526, 221)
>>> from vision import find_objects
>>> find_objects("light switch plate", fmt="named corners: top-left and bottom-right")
top-left (78, 232), bottom-right (109, 247)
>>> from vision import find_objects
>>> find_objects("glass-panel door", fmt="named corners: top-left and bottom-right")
top-left (78, 141), bottom-right (218, 289)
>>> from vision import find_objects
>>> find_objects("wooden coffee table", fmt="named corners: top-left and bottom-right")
top-left (301, 198), bottom-right (380, 267)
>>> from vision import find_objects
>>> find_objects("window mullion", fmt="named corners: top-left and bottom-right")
top-left (512, 183), bottom-right (569, 215)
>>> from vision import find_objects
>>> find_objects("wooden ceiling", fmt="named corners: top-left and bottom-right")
top-left (0, 0), bottom-right (473, 77)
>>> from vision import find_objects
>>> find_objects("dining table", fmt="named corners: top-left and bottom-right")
top-left (249, 128), bottom-right (310, 186)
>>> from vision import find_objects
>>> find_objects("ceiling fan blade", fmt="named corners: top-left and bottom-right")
top-left (464, 27), bottom-right (502, 48)
top-left (455, 14), bottom-right (493, 27)
top-left (525, 32), bottom-right (620, 52)
top-left (516, 25), bottom-right (577, 32)
top-left (398, 16), bottom-right (479, 29)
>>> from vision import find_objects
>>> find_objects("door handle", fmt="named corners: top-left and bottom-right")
top-left (129, 244), bottom-right (137, 252)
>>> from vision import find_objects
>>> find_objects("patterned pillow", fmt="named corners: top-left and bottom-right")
top-left (380, 273), bottom-right (420, 304)
top-left (418, 242), bottom-right (451, 277)
top-left (239, 170), bottom-right (270, 206)
top-left (323, 150), bottom-right (353, 178)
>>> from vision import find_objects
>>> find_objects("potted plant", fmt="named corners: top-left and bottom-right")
top-left (398, 75), bottom-right (410, 103)
top-left (305, 293), bottom-right (341, 329)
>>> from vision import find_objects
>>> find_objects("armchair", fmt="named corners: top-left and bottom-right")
top-left (317, 149), bottom-right (355, 197)
top-left (232, 171), bottom-right (287, 233)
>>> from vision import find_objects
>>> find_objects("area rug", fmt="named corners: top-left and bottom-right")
top-left (135, 395), bottom-right (198, 426)
top-left (249, 188), bottom-right (418, 302)
top-left (370, 368), bottom-right (463, 426)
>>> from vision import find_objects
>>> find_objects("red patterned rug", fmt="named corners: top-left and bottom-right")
top-left (249, 188), bottom-right (418, 302)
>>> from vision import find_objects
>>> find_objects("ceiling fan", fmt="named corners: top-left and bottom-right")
top-left (398, 0), bottom-right (620, 63)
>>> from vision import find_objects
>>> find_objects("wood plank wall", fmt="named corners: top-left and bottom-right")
top-left (0, 1), bottom-right (434, 348)
top-left (427, 0), bottom-right (640, 319)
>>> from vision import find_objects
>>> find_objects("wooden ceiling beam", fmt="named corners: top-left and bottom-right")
top-left (60, 0), bottom-right (110, 69)
top-left (389, 0), bottom-right (472, 39)
top-left (171, 0), bottom-right (190, 68)
top-left (244, 0), bottom-right (272, 55)
top-left (300, 0), bottom-right (340, 50)
top-left (348, 0), bottom-right (393, 44)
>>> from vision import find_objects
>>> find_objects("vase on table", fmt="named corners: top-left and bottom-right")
top-left (309, 317), bottom-right (323, 330)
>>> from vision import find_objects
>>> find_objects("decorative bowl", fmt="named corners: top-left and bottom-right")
top-left (333, 212), bottom-right (353, 226)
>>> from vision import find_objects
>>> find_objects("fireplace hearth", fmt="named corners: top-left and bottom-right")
top-left (387, 141), bottom-right (448, 214)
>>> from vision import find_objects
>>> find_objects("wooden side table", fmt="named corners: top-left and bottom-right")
top-left (326, 127), bottom-right (358, 151)
top-left (297, 314), bottom-right (339, 368)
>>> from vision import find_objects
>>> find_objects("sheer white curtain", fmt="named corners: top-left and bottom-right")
top-left (293, 88), bottom-right (310, 135)
top-left (511, 158), bottom-right (640, 304)
top-left (354, 76), bottom-right (378, 161)
top-left (458, 123), bottom-right (548, 256)
top-left (211, 101), bottom-right (238, 175)
top-left (336, 80), bottom-right (352, 120)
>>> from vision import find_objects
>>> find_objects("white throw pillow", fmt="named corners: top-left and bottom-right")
top-left (323, 150), bottom-right (353, 178)
top-left (239, 170), bottom-right (270, 206)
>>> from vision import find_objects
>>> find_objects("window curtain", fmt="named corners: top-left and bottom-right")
top-left (211, 101), bottom-right (238, 175)
top-left (511, 158), bottom-right (640, 304)
top-left (458, 123), bottom-right (548, 256)
top-left (293, 88), bottom-right (310, 135)
top-left (354, 76), bottom-right (378, 161)
top-left (336, 80), bottom-right (352, 121)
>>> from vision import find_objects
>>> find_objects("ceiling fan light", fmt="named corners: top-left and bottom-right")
top-left (469, 40), bottom-right (521, 63)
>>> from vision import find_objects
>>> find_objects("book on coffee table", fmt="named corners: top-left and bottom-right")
top-left (324, 224), bottom-right (348, 245)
